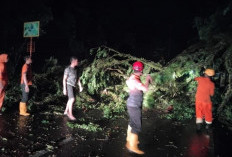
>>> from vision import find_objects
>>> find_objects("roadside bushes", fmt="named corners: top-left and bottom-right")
top-left (80, 46), bottom-right (162, 119)
top-left (3, 57), bottom-right (65, 113)
top-left (79, 43), bottom-right (232, 124)
top-left (79, 46), bottom-right (197, 120)
top-left (4, 43), bottom-right (232, 126)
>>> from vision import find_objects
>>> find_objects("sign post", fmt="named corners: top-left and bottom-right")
top-left (23, 21), bottom-right (40, 57)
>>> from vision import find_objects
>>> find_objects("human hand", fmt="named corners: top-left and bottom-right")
top-left (146, 75), bottom-right (152, 84)
top-left (63, 89), bottom-right (67, 95)
top-left (79, 86), bottom-right (83, 92)
top-left (25, 85), bottom-right (29, 93)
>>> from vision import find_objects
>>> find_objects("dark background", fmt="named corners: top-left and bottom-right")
top-left (0, 0), bottom-right (227, 68)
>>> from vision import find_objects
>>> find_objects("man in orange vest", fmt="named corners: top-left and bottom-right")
top-left (125, 61), bottom-right (152, 154)
top-left (0, 54), bottom-right (8, 115)
top-left (19, 56), bottom-right (32, 116)
top-left (195, 68), bottom-right (215, 132)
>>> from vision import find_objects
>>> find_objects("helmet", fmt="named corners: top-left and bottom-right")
top-left (133, 61), bottom-right (144, 72)
top-left (204, 69), bottom-right (215, 76)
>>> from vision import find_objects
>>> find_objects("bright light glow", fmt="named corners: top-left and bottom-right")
top-left (189, 70), bottom-right (194, 76)
top-left (172, 72), bottom-right (176, 79)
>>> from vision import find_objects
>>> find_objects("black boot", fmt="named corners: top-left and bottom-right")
top-left (196, 123), bottom-right (202, 133)
top-left (206, 124), bottom-right (212, 134)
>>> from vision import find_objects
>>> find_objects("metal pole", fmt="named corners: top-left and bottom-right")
top-left (30, 37), bottom-right (32, 57)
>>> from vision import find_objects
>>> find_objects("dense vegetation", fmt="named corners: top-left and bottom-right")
top-left (3, 40), bottom-right (232, 129)
top-left (1, 1), bottom-right (232, 131)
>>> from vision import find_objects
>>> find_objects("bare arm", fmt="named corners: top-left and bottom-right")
top-left (135, 82), bottom-right (148, 92)
top-left (145, 75), bottom-right (152, 89)
top-left (135, 75), bottom-right (152, 92)
top-left (78, 78), bottom-right (83, 92)
top-left (23, 73), bottom-right (28, 86)
top-left (63, 74), bottom-right (68, 95)
top-left (0, 71), bottom-right (3, 91)
top-left (0, 81), bottom-right (3, 93)
top-left (23, 73), bottom-right (29, 92)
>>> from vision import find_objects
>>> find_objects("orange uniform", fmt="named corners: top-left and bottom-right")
top-left (195, 76), bottom-right (215, 123)
top-left (0, 54), bottom-right (8, 109)
top-left (20, 64), bottom-right (32, 85)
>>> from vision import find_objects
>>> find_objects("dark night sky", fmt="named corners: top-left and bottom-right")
top-left (0, 0), bottom-right (226, 65)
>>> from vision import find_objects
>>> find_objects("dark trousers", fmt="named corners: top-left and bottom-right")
top-left (127, 106), bottom-right (142, 134)
top-left (21, 84), bottom-right (29, 103)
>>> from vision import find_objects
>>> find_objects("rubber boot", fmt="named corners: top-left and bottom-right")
top-left (126, 133), bottom-right (144, 155)
top-left (196, 123), bottom-right (202, 133)
top-left (19, 102), bottom-right (30, 116)
top-left (126, 125), bottom-right (132, 142)
top-left (206, 124), bottom-right (212, 134)
top-left (205, 124), bottom-right (212, 130)
top-left (126, 126), bottom-right (139, 145)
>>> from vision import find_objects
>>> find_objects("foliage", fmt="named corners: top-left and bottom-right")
top-left (164, 99), bottom-right (195, 120)
top-left (3, 42), bottom-right (232, 126)
top-left (78, 40), bottom-right (232, 124)
top-left (3, 82), bottom-right (21, 111)
top-left (29, 57), bottom-right (64, 107)
top-left (3, 42), bottom-right (232, 127)
top-left (219, 105), bottom-right (232, 126)
top-left (3, 57), bottom-right (65, 112)
top-left (80, 46), bottom-right (162, 119)
top-left (194, 1), bottom-right (232, 41)
top-left (67, 122), bottom-right (102, 132)
top-left (78, 46), bottom-right (205, 120)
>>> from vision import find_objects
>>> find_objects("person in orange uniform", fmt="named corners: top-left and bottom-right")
top-left (0, 54), bottom-right (8, 115)
top-left (195, 68), bottom-right (215, 131)
top-left (125, 61), bottom-right (152, 155)
top-left (19, 56), bottom-right (32, 116)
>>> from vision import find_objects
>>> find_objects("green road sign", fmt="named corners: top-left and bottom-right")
top-left (23, 21), bottom-right (40, 37)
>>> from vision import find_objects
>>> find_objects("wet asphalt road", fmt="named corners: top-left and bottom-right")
top-left (0, 110), bottom-right (232, 157)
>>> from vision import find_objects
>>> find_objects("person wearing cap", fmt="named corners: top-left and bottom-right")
top-left (194, 68), bottom-right (215, 132)
top-left (125, 61), bottom-right (152, 154)
top-left (0, 54), bottom-right (8, 115)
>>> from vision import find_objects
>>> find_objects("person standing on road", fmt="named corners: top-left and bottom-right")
top-left (125, 61), bottom-right (152, 155)
top-left (63, 57), bottom-right (83, 120)
top-left (194, 68), bottom-right (215, 132)
top-left (0, 54), bottom-right (8, 115)
top-left (19, 56), bottom-right (33, 116)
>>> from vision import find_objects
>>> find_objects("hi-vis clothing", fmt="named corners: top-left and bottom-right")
top-left (195, 76), bottom-right (215, 123)
top-left (0, 54), bottom-right (8, 109)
